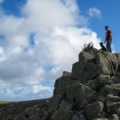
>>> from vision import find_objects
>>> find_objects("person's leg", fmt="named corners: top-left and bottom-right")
top-left (109, 41), bottom-right (112, 52)
top-left (108, 41), bottom-right (112, 52)
top-left (106, 41), bottom-right (109, 51)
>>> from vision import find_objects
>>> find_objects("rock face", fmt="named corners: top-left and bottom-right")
top-left (1, 47), bottom-right (120, 120)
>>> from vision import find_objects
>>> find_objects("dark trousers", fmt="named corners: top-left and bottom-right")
top-left (106, 40), bottom-right (112, 52)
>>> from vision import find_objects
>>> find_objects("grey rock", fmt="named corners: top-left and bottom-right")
top-left (84, 79), bottom-right (97, 90)
top-left (116, 108), bottom-right (120, 117)
top-left (96, 74), bottom-right (113, 86)
top-left (112, 114), bottom-right (120, 120)
top-left (106, 94), bottom-right (120, 102)
top-left (72, 114), bottom-right (79, 120)
top-left (53, 76), bottom-right (74, 96)
top-left (72, 58), bottom-right (100, 82)
top-left (72, 50), bottom-right (120, 82)
top-left (94, 118), bottom-right (110, 120)
top-left (106, 100), bottom-right (120, 113)
top-left (66, 83), bottom-right (97, 109)
top-left (84, 101), bottom-right (104, 120)
top-left (14, 114), bottom-right (28, 120)
top-left (51, 105), bottom-right (73, 120)
top-left (48, 95), bottom-right (63, 109)
top-left (78, 114), bottom-right (86, 120)
top-left (99, 84), bottom-right (120, 97)
top-left (63, 71), bottom-right (71, 77)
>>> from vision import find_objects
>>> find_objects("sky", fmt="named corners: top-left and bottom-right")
top-left (0, 0), bottom-right (120, 101)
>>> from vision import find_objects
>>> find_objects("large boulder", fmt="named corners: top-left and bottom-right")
top-left (48, 95), bottom-right (63, 109)
top-left (72, 49), bottom-right (120, 82)
top-left (53, 76), bottom-right (75, 96)
top-left (51, 104), bottom-right (73, 120)
top-left (106, 100), bottom-right (120, 114)
top-left (112, 114), bottom-right (120, 120)
top-left (96, 74), bottom-right (113, 86)
top-left (84, 101), bottom-right (104, 120)
top-left (66, 83), bottom-right (97, 109)
top-left (99, 84), bottom-right (120, 97)
top-left (72, 49), bottom-right (100, 82)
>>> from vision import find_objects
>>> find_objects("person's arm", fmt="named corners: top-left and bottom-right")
top-left (110, 33), bottom-right (112, 41)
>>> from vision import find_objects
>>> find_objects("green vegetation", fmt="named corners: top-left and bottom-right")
top-left (85, 79), bottom-right (97, 90)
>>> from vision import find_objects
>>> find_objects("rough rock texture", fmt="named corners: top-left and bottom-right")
top-left (1, 47), bottom-right (120, 120)
top-left (66, 83), bottom-right (97, 108)
top-left (84, 101), bottom-right (104, 120)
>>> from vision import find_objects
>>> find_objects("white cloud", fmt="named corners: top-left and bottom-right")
top-left (32, 85), bottom-right (52, 94)
top-left (21, 0), bottom-right (88, 33)
top-left (0, 47), bottom-right (6, 61)
top-left (88, 7), bottom-right (101, 19)
top-left (0, 15), bottom-right (25, 35)
top-left (0, 0), bottom-right (102, 101)
top-left (51, 27), bottom-right (100, 65)
top-left (21, 0), bottom-right (75, 33)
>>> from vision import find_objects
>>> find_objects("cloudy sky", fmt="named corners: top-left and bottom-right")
top-left (0, 0), bottom-right (119, 101)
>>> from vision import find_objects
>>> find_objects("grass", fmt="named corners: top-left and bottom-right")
top-left (0, 101), bottom-right (10, 104)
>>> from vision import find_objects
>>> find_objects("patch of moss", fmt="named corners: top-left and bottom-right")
top-left (99, 78), bottom-right (114, 86)
top-left (85, 80), bottom-right (97, 90)
top-left (97, 96), bottom-right (106, 103)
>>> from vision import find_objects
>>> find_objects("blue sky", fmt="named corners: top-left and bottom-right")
top-left (77, 0), bottom-right (120, 52)
top-left (0, 0), bottom-right (120, 101)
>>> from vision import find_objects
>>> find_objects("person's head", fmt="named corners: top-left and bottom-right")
top-left (105, 26), bottom-right (109, 31)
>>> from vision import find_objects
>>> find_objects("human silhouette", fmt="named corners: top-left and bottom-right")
top-left (104, 26), bottom-right (112, 52)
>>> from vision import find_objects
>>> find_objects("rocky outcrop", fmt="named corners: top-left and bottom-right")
top-left (1, 47), bottom-right (120, 120)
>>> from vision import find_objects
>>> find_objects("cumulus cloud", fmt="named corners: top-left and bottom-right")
top-left (0, 47), bottom-right (6, 61)
top-left (88, 7), bottom-right (102, 19)
top-left (21, 0), bottom-right (75, 33)
top-left (33, 85), bottom-right (52, 94)
top-left (0, 0), bottom-right (101, 101)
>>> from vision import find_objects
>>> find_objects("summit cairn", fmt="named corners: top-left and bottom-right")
top-left (49, 45), bottom-right (120, 120)
top-left (1, 44), bottom-right (120, 120)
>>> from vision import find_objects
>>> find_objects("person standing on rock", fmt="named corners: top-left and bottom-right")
top-left (104, 26), bottom-right (112, 52)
